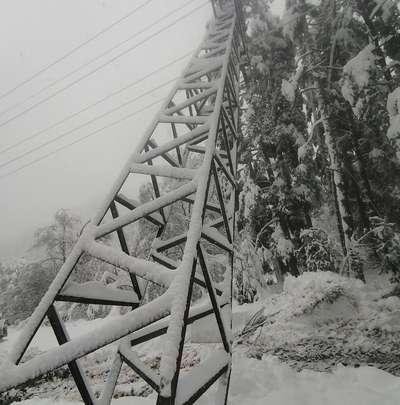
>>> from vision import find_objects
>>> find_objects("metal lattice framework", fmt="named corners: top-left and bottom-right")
top-left (0, 1), bottom-right (246, 403)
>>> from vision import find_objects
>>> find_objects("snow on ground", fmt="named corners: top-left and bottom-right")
top-left (13, 397), bottom-right (156, 404)
top-left (3, 271), bottom-right (400, 404)
top-left (12, 350), bottom-right (400, 404)
top-left (228, 351), bottom-right (400, 405)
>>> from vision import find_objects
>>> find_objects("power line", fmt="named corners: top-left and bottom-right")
top-left (0, 76), bottom-right (178, 171)
top-left (0, 0), bottom-right (207, 127)
top-left (0, 50), bottom-right (193, 156)
top-left (0, 0), bottom-right (156, 102)
top-left (0, 97), bottom-right (164, 181)
top-left (0, 0), bottom-right (199, 120)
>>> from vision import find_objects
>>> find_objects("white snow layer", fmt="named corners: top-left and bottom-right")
top-left (281, 79), bottom-right (296, 103)
top-left (228, 352), bottom-right (400, 405)
top-left (176, 350), bottom-right (229, 404)
top-left (271, 226), bottom-right (294, 264)
top-left (387, 87), bottom-right (400, 158)
top-left (60, 281), bottom-right (139, 303)
top-left (281, 65), bottom-right (303, 103)
top-left (12, 351), bottom-right (400, 405)
top-left (341, 44), bottom-right (377, 115)
top-left (85, 241), bottom-right (174, 287)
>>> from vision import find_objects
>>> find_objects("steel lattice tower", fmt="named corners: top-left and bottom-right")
top-left (0, 1), bottom-right (246, 403)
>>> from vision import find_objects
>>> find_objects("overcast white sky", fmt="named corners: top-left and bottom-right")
top-left (0, 0), bottom-right (284, 258)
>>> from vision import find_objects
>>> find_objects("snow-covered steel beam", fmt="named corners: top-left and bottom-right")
top-left (137, 124), bottom-right (210, 163)
top-left (95, 181), bottom-right (197, 238)
top-left (1, 293), bottom-right (172, 393)
top-left (114, 194), bottom-right (165, 226)
top-left (164, 87), bottom-right (218, 115)
top-left (85, 241), bottom-right (175, 287)
top-left (57, 281), bottom-right (139, 307)
top-left (128, 297), bottom-right (230, 347)
top-left (130, 163), bottom-right (197, 180)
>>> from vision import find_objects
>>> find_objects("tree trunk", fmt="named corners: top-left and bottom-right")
top-left (316, 84), bottom-right (365, 281)
top-left (351, 119), bottom-right (380, 217)
top-left (343, 156), bottom-right (370, 232)
top-left (278, 216), bottom-right (300, 277)
top-left (316, 85), bottom-right (351, 256)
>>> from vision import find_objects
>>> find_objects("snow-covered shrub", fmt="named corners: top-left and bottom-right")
top-left (296, 228), bottom-right (338, 273)
top-left (271, 225), bottom-right (294, 265)
top-left (283, 271), bottom-right (362, 315)
top-left (238, 172), bottom-right (260, 227)
top-left (239, 272), bottom-right (364, 342)
top-left (234, 231), bottom-right (270, 303)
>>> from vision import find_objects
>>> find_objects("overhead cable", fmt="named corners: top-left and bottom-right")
top-left (0, 50), bottom-right (193, 156)
top-left (0, 76), bottom-right (179, 171)
top-left (0, 0), bottom-right (206, 127)
top-left (0, 98), bottom-right (165, 180)
top-left (0, 0), bottom-right (156, 101)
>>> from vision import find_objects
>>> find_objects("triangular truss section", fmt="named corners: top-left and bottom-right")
top-left (0, 1), bottom-right (245, 404)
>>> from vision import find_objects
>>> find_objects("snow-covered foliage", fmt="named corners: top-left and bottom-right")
top-left (387, 87), bottom-right (400, 158)
top-left (283, 271), bottom-right (362, 306)
top-left (271, 225), bottom-right (294, 265)
top-left (368, 217), bottom-right (400, 282)
top-left (0, 258), bottom-right (56, 323)
top-left (281, 65), bottom-right (303, 103)
top-left (297, 143), bottom-right (308, 162)
top-left (296, 228), bottom-right (338, 273)
top-left (237, 271), bottom-right (364, 345)
top-left (281, 79), bottom-right (296, 103)
top-left (239, 173), bottom-right (259, 222)
top-left (247, 14), bottom-right (269, 37)
top-left (343, 44), bottom-right (377, 91)
top-left (281, 3), bottom-right (301, 41)
top-left (234, 266), bottom-right (400, 381)
top-left (371, 0), bottom-right (398, 22)
top-left (341, 44), bottom-right (377, 116)
top-left (234, 231), bottom-right (270, 303)
top-left (387, 87), bottom-right (400, 118)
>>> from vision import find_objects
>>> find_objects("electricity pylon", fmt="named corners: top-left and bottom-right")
top-left (0, 1), bottom-right (246, 403)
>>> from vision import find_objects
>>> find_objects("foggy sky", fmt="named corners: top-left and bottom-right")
top-left (0, 0), bottom-right (284, 258)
